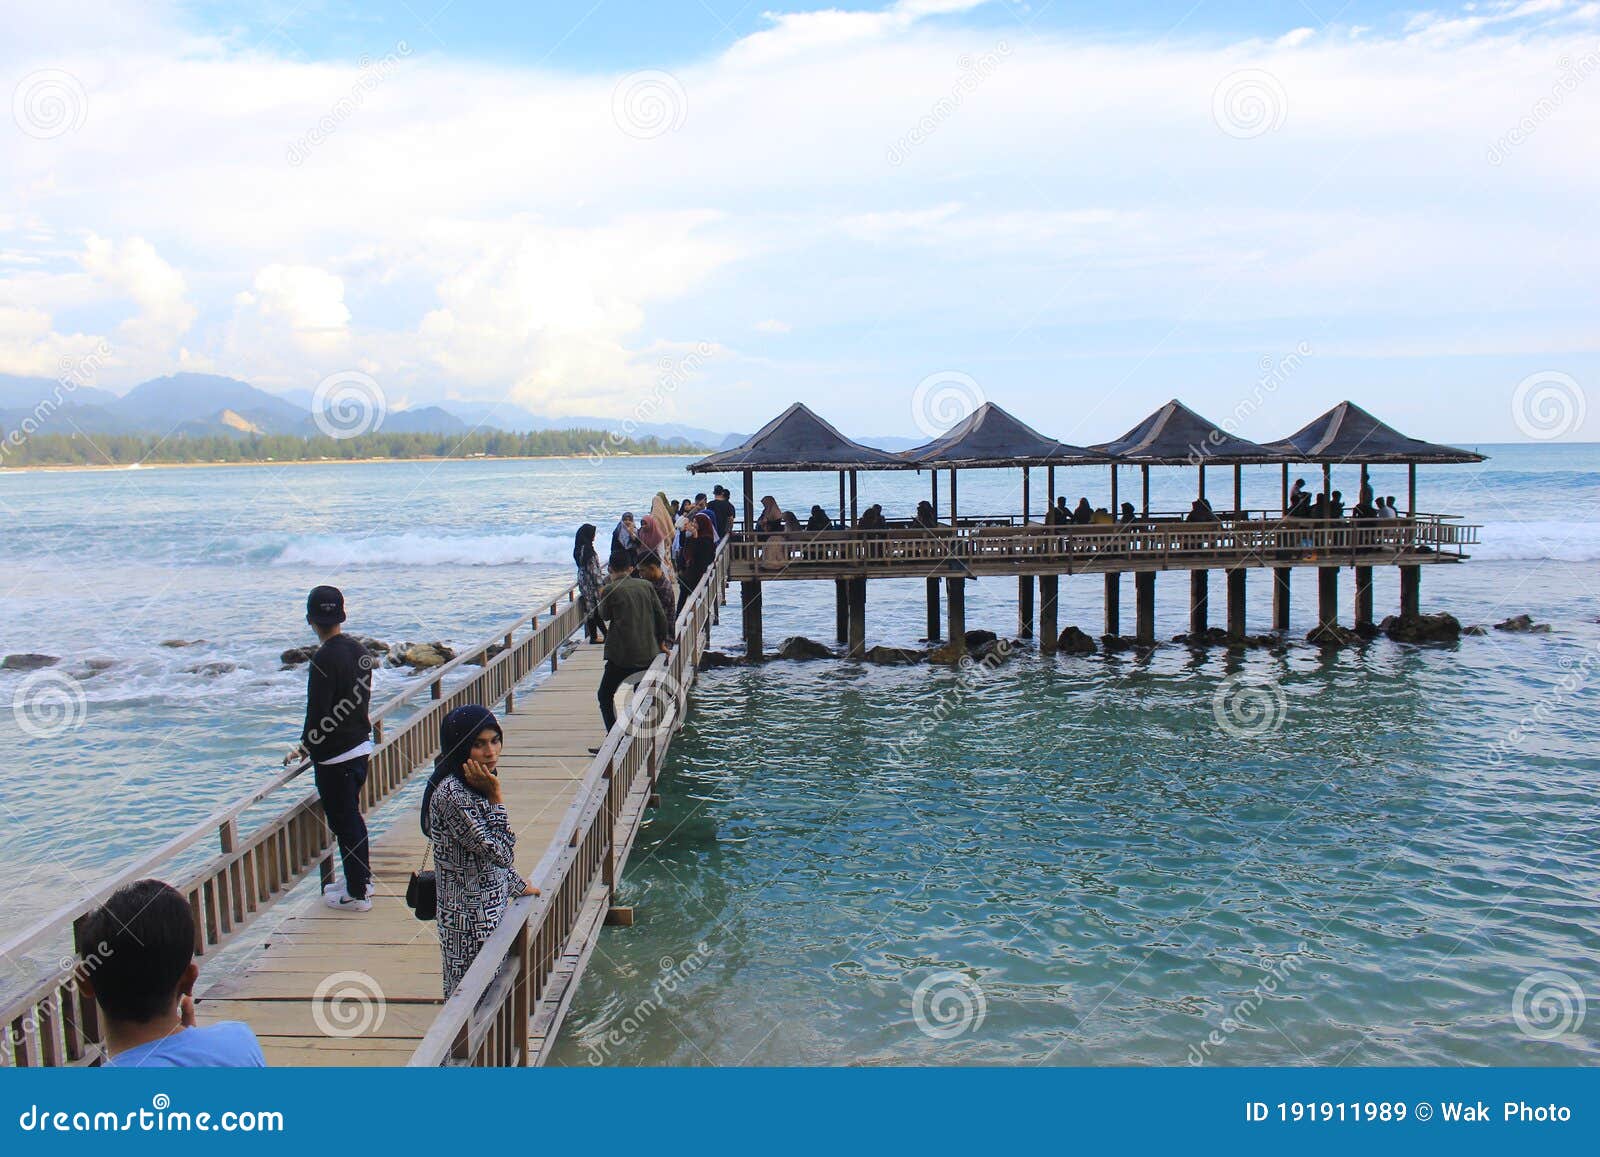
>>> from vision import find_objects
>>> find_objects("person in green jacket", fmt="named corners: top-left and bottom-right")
top-left (594, 554), bottom-right (672, 736)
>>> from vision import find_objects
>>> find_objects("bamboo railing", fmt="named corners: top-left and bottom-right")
top-left (727, 512), bottom-right (1479, 578)
top-left (408, 540), bottom-right (731, 1067)
top-left (0, 584), bottom-right (583, 1067)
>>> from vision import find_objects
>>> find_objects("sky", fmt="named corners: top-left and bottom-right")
top-left (3, 0), bottom-right (1598, 443)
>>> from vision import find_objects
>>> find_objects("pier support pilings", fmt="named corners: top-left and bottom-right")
top-left (1399, 564), bottom-right (1421, 619)
top-left (847, 577), bottom-right (867, 658)
top-left (1317, 567), bottom-right (1339, 633)
top-left (741, 580), bottom-right (763, 660)
top-left (1354, 565), bottom-right (1375, 630)
top-left (1272, 567), bottom-right (1291, 633)
top-left (835, 579), bottom-right (848, 644)
top-left (925, 577), bottom-right (941, 642)
top-left (1104, 572), bottom-right (1121, 637)
top-left (1189, 570), bottom-right (1209, 636)
top-left (1135, 571), bottom-right (1156, 645)
top-left (945, 576), bottom-right (967, 658)
top-left (1039, 574), bottom-right (1060, 654)
top-left (1227, 568), bottom-right (1247, 640)
top-left (1018, 576), bottom-right (1035, 639)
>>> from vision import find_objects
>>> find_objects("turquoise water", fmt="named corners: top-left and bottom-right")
top-left (2, 447), bottom-right (1598, 1065)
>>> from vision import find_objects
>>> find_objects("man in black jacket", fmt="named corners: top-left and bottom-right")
top-left (285, 586), bottom-right (374, 912)
top-left (706, 486), bottom-right (738, 540)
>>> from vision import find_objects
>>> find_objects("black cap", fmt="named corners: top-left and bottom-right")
top-left (307, 585), bottom-right (346, 626)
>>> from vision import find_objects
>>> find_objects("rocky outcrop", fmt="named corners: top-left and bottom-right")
top-left (963, 629), bottom-right (998, 650)
top-left (185, 661), bottom-right (238, 677)
top-left (1463, 625), bottom-right (1488, 636)
top-left (281, 645), bottom-right (318, 666)
top-left (1494, 614), bottom-right (1552, 634)
top-left (281, 636), bottom-right (389, 668)
top-left (2, 653), bottom-right (59, 671)
top-left (775, 636), bottom-right (833, 661)
top-left (392, 642), bottom-right (456, 669)
top-left (1172, 628), bottom-right (1280, 649)
top-left (159, 639), bottom-right (203, 648)
top-left (1381, 612), bottom-right (1462, 644)
top-left (1057, 626), bottom-right (1097, 655)
top-left (970, 637), bottom-right (1019, 665)
top-left (1099, 634), bottom-right (1144, 653)
top-left (1306, 623), bottom-right (1363, 648)
top-left (864, 645), bottom-right (925, 665)
top-left (696, 650), bottom-right (740, 670)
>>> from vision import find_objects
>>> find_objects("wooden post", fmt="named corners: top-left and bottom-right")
top-left (844, 577), bottom-right (865, 658)
top-left (1135, 571), bottom-right (1156, 644)
top-left (1104, 572), bottom-right (1121, 637)
top-left (1400, 564), bottom-right (1420, 618)
top-left (1354, 565), bottom-right (1375, 628)
top-left (839, 472), bottom-right (847, 526)
top-left (1018, 576), bottom-right (1034, 638)
top-left (742, 469), bottom-right (755, 531)
top-left (1322, 462), bottom-right (1332, 499)
top-left (1141, 465), bottom-right (1150, 517)
top-left (1047, 465), bottom-right (1056, 511)
top-left (1022, 465), bottom-right (1030, 524)
top-left (1227, 568), bottom-right (1246, 640)
top-left (849, 470), bottom-right (858, 525)
top-left (1039, 574), bottom-right (1059, 654)
top-left (741, 580), bottom-right (762, 659)
top-left (1189, 570), bottom-right (1208, 636)
top-left (1408, 463), bottom-right (1417, 516)
top-left (1110, 464), bottom-right (1119, 516)
top-left (1281, 462), bottom-right (1289, 514)
top-left (1233, 464), bottom-right (1242, 515)
top-left (945, 577), bottom-right (966, 656)
top-left (930, 470), bottom-right (938, 518)
top-left (925, 576), bottom-right (941, 641)
top-left (950, 468), bottom-right (959, 525)
top-left (1272, 567), bottom-right (1291, 632)
top-left (1198, 464), bottom-right (1206, 501)
top-left (835, 578), bottom-right (849, 643)
top-left (1318, 566), bottom-right (1338, 631)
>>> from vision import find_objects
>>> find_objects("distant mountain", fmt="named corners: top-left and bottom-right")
top-left (0, 373), bottom-right (119, 410)
top-left (377, 405), bottom-right (467, 434)
top-left (445, 400), bottom-right (725, 446)
top-left (114, 374), bottom-right (310, 435)
top-left (713, 431), bottom-right (920, 452)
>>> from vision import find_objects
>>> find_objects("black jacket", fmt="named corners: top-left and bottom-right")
top-left (301, 633), bottom-right (373, 763)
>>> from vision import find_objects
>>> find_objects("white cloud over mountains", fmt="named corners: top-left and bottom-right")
top-left (2, 0), bottom-right (1598, 436)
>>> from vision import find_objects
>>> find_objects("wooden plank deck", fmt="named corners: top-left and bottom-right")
top-left (196, 643), bottom-right (611, 1066)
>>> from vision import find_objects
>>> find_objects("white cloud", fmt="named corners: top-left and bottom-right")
top-left (756, 319), bottom-right (792, 333)
top-left (80, 233), bottom-right (196, 349)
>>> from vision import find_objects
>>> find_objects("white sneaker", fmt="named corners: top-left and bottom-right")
top-left (322, 886), bottom-right (373, 912)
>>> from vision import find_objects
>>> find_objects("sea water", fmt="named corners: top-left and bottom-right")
top-left (2, 447), bottom-right (1597, 1064)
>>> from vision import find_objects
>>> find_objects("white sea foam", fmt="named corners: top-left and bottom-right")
top-left (269, 531), bottom-right (575, 569)
top-left (1474, 521), bottom-right (1600, 562)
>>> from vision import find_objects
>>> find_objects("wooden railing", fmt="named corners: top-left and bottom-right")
top-left (0, 584), bottom-right (584, 1067)
top-left (728, 513), bottom-right (1479, 578)
top-left (408, 539), bottom-right (731, 1067)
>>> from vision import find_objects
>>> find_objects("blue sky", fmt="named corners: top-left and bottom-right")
top-left (4, 0), bottom-right (1598, 442)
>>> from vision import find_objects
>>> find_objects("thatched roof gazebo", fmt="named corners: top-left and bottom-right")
top-left (1092, 399), bottom-right (1288, 516)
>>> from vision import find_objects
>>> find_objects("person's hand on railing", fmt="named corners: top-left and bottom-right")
top-left (282, 745), bottom-right (306, 768)
top-left (522, 882), bottom-right (541, 897)
top-left (462, 758), bottom-right (502, 806)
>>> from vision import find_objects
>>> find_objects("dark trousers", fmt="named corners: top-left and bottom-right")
top-left (314, 756), bottom-right (370, 899)
top-left (598, 661), bottom-right (649, 733)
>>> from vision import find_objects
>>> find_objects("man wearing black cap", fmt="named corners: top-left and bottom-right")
top-left (707, 486), bottom-right (737, 541)
top-left (285, 585), bottom-right (374, 912)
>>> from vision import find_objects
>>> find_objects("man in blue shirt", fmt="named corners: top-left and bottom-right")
top-left (80, 878), bottom-right (266, 1067)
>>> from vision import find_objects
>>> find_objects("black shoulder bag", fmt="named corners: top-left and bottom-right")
top-left (405, 843), bottom-right (436, 922)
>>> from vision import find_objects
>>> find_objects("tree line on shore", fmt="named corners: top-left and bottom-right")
top-left (0, 428), bottom-right (708, 467)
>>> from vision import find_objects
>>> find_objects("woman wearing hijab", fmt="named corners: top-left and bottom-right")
top-left (611, 512), bottom-right (640, 567)
top-left (680, 506), bottom-right (718, 598)
top-left (807, 504), bottom-right (832, 532)
top-left (422, 705), bottom-right (538, 998)
top-left (757, 495), bottom-right (783, 533)
top-left (573, 524), bottom-right (605, 644)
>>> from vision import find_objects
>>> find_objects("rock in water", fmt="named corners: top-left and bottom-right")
top-left (401, 642), bottom-right (455, 668)
top-left (926, 642), bottom-right (964, 665)
top-left (775, 636), bottom-right (833, 661)
top-left (1494, 614), bottom-right (1551, 633)
top-left (280, 645), bottom-right (318, 666)
top-left (963, 629), bottom-right (998, 650)
top-left (970, 638), bottom-right (1018, 665)
top-left (697, 650), bottom-right (740, 670)
top-left (1306, 623), bottom-right (1363, 648)
top-left (1058, 626), bottom-right (1097, 655)
top-left (160, 639), bottom-right (203, 648)
top-left (186, 661), bottom-right (238, 677)
top-left (1463, 625), bottom-right (1488, 636)
top-left (1380, 613), bottom-right (1462, 644)
top-left (864, 645), bottom-right (925, 665)
top-left (2, 653), bottom-right (59, 671)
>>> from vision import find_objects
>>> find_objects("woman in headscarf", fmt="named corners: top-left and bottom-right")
top-left (573, 524), bottom-right (605, 644)
top-left (806, 504), bottom-right (832, 532)
top-left (611, 512), bottom-right (640, 567)
top-left (679, 506), bottom-right (718, 598)
top-left (422, 705), bottom-right (539, 998)
top-left (757, 495), bottom-right (783, 533)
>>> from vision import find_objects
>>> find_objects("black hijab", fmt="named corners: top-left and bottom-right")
top-left (573, 523), bottom-right (597, 567)
top-left (420, 704), bottom-right (503, 836)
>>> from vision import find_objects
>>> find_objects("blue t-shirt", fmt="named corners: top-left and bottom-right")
top-left (105, 1022), bottom-right (266, 1068)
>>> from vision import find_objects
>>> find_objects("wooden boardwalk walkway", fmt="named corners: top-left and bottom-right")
top-left (197, 644), bottom-right (610, 1066)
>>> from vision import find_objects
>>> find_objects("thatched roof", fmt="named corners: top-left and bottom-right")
top-left (900, 403), bottom-right (1112, 469)
top-left (1265, 401), bottom-right (1486, 464)
top-left (686, 402), bottom-right (909, 474)
top-left (1092, 399), bottom-right (1287, 465)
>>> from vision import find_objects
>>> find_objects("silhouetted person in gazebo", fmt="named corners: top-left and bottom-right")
top-left (807, 505), bottom-right (832, 531)
top-left (1119, 502), bottom-right (1137, 524)
top-left (1072, 497), bottom-right (1094, 524)
top-left (1287, 478), bottom-right (1310, 517)
top-left (1187, 498), bottom-right (1217, 522)
top-left (913, 500), bottom-right (937, 529)
top-left (859, 504), bottom-right (887, 530)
